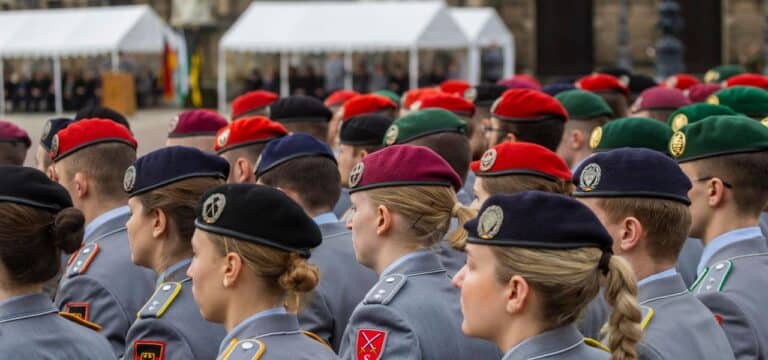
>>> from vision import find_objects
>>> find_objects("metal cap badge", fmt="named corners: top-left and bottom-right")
top-left (202, 193), bottom-right (227, 224)
top-left (669, 131), bottom-right (686, 158)
top-left (479, 148), bottom-right (497, 172)
top-left (217, 128), bottom-right (231, 148)
top-left (123, 166), bottom-right (136, 192)
top-left (579, 163), bottom-right (601, 192)
top-left (589, 126), bottom-right (603, 149)
top-left (477, 205), bottom-right (503, 240)
top-left (349, 162), bottom-right (364, 188)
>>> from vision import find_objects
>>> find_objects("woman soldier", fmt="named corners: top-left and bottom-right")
top-left (187, 184), bottom-right (339, 360)
top-left (123, 146), bottom-right (229, 359)
top-left (454, 191), bottom-right (642, 360)
top-left (339, 144), bottom-right (500, 360)
top-left (0, 166), bottom-right (115, 358)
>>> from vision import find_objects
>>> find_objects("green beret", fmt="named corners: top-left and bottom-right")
top-left (555, 89), bottom-right (614, 120)
top-left (667, 103), bottom-right (739, 131)
top-left (670, 115), bottom-right (768, 163)
top-left (704, 64), bottom-right (746, 83)
top-left (590, 117), bottom-right (673, 154)
top-left (374, 90), bottom-right (401, 105)
top-left (384, 108), bottom-right (467, 145)
top-left (707, 86), bottom-right (768, 118)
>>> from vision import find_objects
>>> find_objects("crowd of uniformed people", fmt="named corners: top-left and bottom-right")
top-left (1, 64), bottom-right (768, 360)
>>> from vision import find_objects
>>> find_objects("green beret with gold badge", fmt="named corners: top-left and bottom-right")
top-left (555, 89), bottom-right (614, 120)
top-left (667, 103), bottom-right (740, 131)
top-left (383, 108), bottom-right (468, 146)
top-left (590, 117), bottom-right (673, 154)
top-left (670, 115), bottom-right (768, 163)
top-left (707, 86), bottom-right (768, 118)
top-left (704, 64), bottom-right (746, 83)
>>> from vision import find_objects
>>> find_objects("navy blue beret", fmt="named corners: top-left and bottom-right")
top-left (572, 148), bottom-right (691, 205)
top-left (124, 146), bottom-right (229, 197)
top-left (194, 184), bottom-right (321, 257)
top-left (340, 114), bottom-right (393, 146)
top-left (40, 118), bottom-right (72, 150)
top-left (255, 133), bottom-right (336, 177)
top-left (465, 191), bottom-right (613, 252)
top-left (269, 95), bottom-right (332, 123)
top-left (542, 83), bottom-right (576, 97)
top-left (0, 166), bottom-right (72, 211)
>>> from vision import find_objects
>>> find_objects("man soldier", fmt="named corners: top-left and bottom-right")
top-left (230, 90), bottom-right (278, 121)
top-left (555, 89), bottom-right (614, 170)
top-left (214, 116), bottom-right (288, 184)
top-left (165, 109), bottom-right (228, 153)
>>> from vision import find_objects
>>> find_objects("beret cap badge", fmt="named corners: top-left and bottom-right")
top-left (706, 95), bottom-right (719, 105)
top-left (41, 121), bottom-right (52, 142)
top-left (384, 125), bottom-right (399, 146)
top-left (477, 205), bottom-right (503, 240)
top-left (349, 162), bottom-right (364, 188)
top-left (217, 129), bottom-right (231, 148)
top-left (167, 116), bottom-right (179, 135)
top-left (589, 126), bottom-right (603, 149)
top-left (579, 163), bottom-right (601, 192)
top-left (762, 117), bottom-right (768, 128)
top-left (123, 166), bottom-right (136, 192)
top-left (669, 131), bottom-right (686, 158)
top-left (464, 88), bottom-right (477, 102)
top-left (50, 135), bottom-right (60, 157)
top-left (202, 193), bottom-right (227, 224)
top-left (672, 114), bottom-right (688, 131)
top-left (479, 148), bottom-right (497, 171)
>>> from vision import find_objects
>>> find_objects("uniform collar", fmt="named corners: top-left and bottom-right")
top-left (313, 212), bottom-right (338, 226)
top-left (156, 258), bottom-right (192, 287)
top-left (380, 250), bottom-right (445, 278)
top-left (637, 268), bottom-right (678, 288)
top-left (502, 324), bottom-right (584, 360)
top-left (219, 307), bottom-right (291, 354)
top-left (697, 227), bottom-right (765, 275)
top-left (317, 221), bottom-right (349, 238)
top-left (0, 293), bottom-right (58, 324)
top-left (637, 271), bottom-right (687, 304)
top-left (84, 205), bottom-right (130, 241)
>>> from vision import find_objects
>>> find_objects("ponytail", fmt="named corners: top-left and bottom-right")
top-left (447, 203), bottom-right (476, 251)
top-left (603, 255), bottom-right (642, 360)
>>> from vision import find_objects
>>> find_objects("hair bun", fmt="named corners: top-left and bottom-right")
top-left (51, 208), bottom-right (85, 254)
top-left (278, 253), bottom-right (319, 294)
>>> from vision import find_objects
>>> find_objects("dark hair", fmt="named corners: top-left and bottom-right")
top-left (258, 157), bottom-right (341, 212)
top-left (281, 122), bottom-right (329, 144)
top-left (408, 132), bottom-right (471, 183)
top-left (481, 174), bottom-right (572, 196)
top-left (497, 118), bottom-right (565, 152)
top-left (221, 143), bottom-right (268, 164)
top-left (597, 92), bottom-right (628, 119)
top-left (0, 204), bottom-right (83, 285)
top-left (74, 106), bottom-right (131, 130)
top-left (58, 143), bottom-right (136, 200)
top-left (693, 152), bottom-right (768, 216)
top-left (0, 142), bottom-right (28, 166)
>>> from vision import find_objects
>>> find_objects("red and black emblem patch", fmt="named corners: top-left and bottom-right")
top-left (64, 302), bottom-right (90, 321)
top-left (356, 329), bottom-right (387, 360)
top-left (134, 340), bottom-right (165, 360)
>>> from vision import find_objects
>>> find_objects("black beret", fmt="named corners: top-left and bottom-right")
top-left (465, 191), bottom-right (613, 252)
top-left (40, 118), bottom-right (72, 150)
top-left (573, 148), bottom-right (691, 205)
top-left (340, 114), bottom-right (394, 146)
top-left (628, 74), bottom-right (658, 95)
top-left (0, 166), bottom-right (72, 211)
top-left (255, 133), bottom-right (336, 177)
top-left (194, 184), bottom-right (322, 257)
top-left (74, 105), bottom-right (131, 130)
top-left (124, 146), bottom-right (230, 197)
top-left (268, 95), bottom-right (332, 123)
top-left (465, 84), bottom-right (508, 107)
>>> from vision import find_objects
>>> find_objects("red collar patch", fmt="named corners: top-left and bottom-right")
top-left (356, 329), bottom-right (388, 360)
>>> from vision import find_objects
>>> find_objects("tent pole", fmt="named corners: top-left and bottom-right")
top-left (502, 40), bottom-right (514, 79)
top-left (0, 59), bottom-right (5, 117)
top-left (111, 50), bottom-right (119, 72)
top-left (280, 53), bottom-right (289, 97)
top-left (409, 47), bottom-right (418, 90)
top-left (217, 47), bottom-right (226, 115)
top-left (344, 51), bottom-right (353, 90)
top-left (53, 56), bottom-right (63, 115)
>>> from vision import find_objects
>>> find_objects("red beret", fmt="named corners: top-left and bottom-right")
top-left (631, 86), bottom-right (691, 111)
top-left (324, 90), bottom-right (360, 107)
top-left (231, 91), bottom-right (279, 119)
top-left (439, 80), bottom-right (472, 96)
top-left (492, 89), bottom-right (568, 122)
top-left (575, 73), bottom-right (629, 97)
top-left (341, 94), bottom-right (397, 121)
top-left (685, 83), bottom-right (722, 103)
top-left (168, 110), bottom-right (228, 138)
top-left (348, 144), bottom-right (462, 193)
top-left (665, 74), bottom-right (699, 90)
top-left (497, 75), bottom-right (541, 90)
top-left (0, 120), bottom-right (30, 147)
top-left (51, 118), bottom-right (136, 161)
top-left (471, 141), bottom-right (571, 181)
top-left (725, 73), bottom-right (768, 90)
top-left (413, 93), bottom-right (476, 117)
top-left (402, 88), bottom-right (441, 109)
top-left (214, 116), bottom-right (288, 154)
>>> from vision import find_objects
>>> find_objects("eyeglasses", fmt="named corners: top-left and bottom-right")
top-left (696, 176), bottom-right (733, 189)
top-left (482, 126), bottom-right (506, 134)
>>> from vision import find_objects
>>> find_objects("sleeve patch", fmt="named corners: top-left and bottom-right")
top-left (356, 329), bottom-right (388, 360)
top-left (221, 339), bottom-right (265, 360)
top-left (64, 302), bottom-right (90, 322)
top-left (138, 282), bottom-right (182, 319)
top-left (59, 311), bottom-right (102, 332)
top-left (364, 274), bottom-right (406, 305)
top-left (693, 260), bottom-right (733, 294)
top-left (133, 340), bottom-right (165, 360)
top-left (66, 243), bottom-right (99, 278)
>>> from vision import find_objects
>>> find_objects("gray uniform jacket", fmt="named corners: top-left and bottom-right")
top-left (502, 325), bottom-right (608, 360)
top-left (217, 311), bottom-right (339, 360)
top-left (334, 187), bottom-right (351, 219)
top-left (299, 221), bottom-right (378, 351)
top-left (692, 233), bottom-right (768, 360)
top-left (338, 251), bottom-right (501, 360)
top-left (0, 293), bottom-right (116, 359)
top-left (55, 212), bottom-right (156, 357)
top-left (677, 237), bottom-right (704, 287)
top-left (636, 273), bottom-right (734, 360)
top-left (122, 261), bottom-right (225, 360)
top-left (578, 290), bottom-right (610, 339)
top-left (759, 212), bottom-right (768, 238)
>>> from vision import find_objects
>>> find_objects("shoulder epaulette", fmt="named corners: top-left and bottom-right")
top-left (303, 330), bottom-right (332, 350)
top-left (364, 274), bottom-right (406, 305)
top-left (640, 305), bottom-right (654, 330)
top-left (691, 260), bottom-right (732, 294)
top-left (59, 311), bottom-right (102, 332)
top-left (66, 243), bottom-right (99, 278)
top-left (137, 282), bottom-right (182, 319)
top-left (583, 337), bottom-right (609, 352)
top-left (220, 339), bottom-right (265, 360)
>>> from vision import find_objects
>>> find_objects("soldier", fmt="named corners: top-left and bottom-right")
top-left (230, 90), bottom-right (279, 121)
top-left (122, 146), bottom-right (229, 359)
top-left (373, 89), bottom-right (401, 105)
top-left (575, 73), bottom-right (630, 118)
top-left (674, 115), bottom-right (768, 358)
top-left (703, 65), bottom-right (745, 84)
top-left (269, 95), bottom-right (333, 143)
top-left (35, 117), bottom-right (71, 174)
top-left (707, 86), bottom-right (768, 121)
top-left (724, 73), bottom-right (768, 90)
top-left (399, 87), bottom-right (441, 117)
top-left (464, 84), bottom-right (507, 161)
top-left (555, 89), bottom-right (614, 170)
top-left (485, 88), bottom-right (568, 151)
top-left (74, 105), bottom-right (131, 131)
top-left (214, 116), bottom-right (288, 184)
top-left (188, 184), bottom-right (339, 360)
top-left (338, 145), bottom-right (501, 360)
top-left (0, 166), bottom-right (115, 359)
top-left (166, 110), bottom-right (228, 153)
top-left (0, 120), bottom-right (31, 166)
top-left (667, 103), bottom-right (739, 132)
top-left (439, 79), bottom-right (471, 96)
top-left (628, 86), bottom-right (691, 123)
top-left (50, 119), bottom-right (156, 357)
top-left (685, 84), bottom-right (722, 103)
top-left (664, 73), bottom-right (699, 90)
top-left (573, 148), bottom-right (735, 360)
top-left (454, 191), bottom-right (641, 360)
top-left (255, 133), bottom-right (377, 351)
top-left (324, 90), bottom-right (359, 148)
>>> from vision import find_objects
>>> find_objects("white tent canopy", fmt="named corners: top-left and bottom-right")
top-left (450, 7), bottom-right (514, 85)
top-left (0, 5), bottom-right (170, 115)
top-left (218, 1), bottom-right (470, 112)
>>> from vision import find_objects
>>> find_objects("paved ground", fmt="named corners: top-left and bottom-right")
top-left (4, 108), bottom-right (183, 167)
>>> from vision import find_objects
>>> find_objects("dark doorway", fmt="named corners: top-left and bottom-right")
top-left (677, 0), bottom-right (722, 73)
top-left (536, 0), bottom-right (594, 76)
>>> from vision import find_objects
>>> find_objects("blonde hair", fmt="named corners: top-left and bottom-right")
top-left (210, 234), bottom-right (319, 312)
top-left (366, 185), bottom-right (475, 250)
top-left (491, 247), bottom-right (641, 360)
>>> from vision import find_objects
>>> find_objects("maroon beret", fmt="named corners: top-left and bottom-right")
top-left (168, 110), bottom-right (228, 138)
top-left (685, 83), bottom-right (722, 103)
top-left (630, 86), bottom-right (691, 112)
top-left (348, 144), bottom-right (462, 193)
top-left (0, 120), bottom-right (31, 147)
